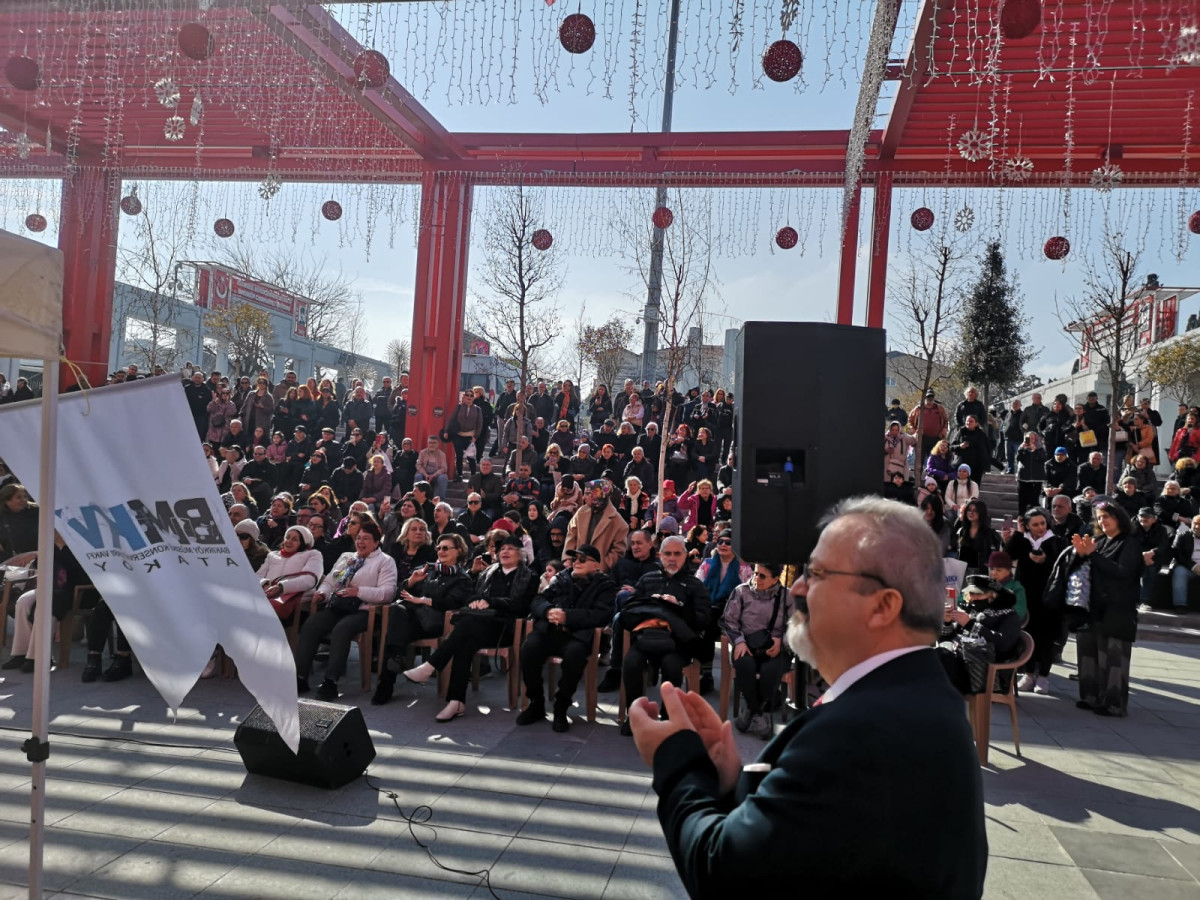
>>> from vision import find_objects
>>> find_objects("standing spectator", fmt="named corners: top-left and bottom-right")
top-left (712, 389), bottom-right (735, 461)
top-left (185, 371), bottom-right (214, 440)
top-left (1015, 432), bottom-right (1047, 514)
top-left (955, 386), bottom-right (987, 429)
top-left (529, 381), bottom-right (555, 424)
top-left (885, 398), bottom-right (907, 426)
top-left (1071, 501), bottom-right (1141, 717)
top-left (1003, 400), bottom-right (1023, 474)
top-left (240, 376), bottom-right (275, 439)
top-left (588, 385), bottom-right (613, 432)
top-left (1019, 392), bottom-right (1048, 436)
top-left (1038, 395), bottom-right (1075, 460)
top-left (1168, 412), bottom-right (1200, 465)
top-left (388, 389), bottom-right (408, 449)
top-left (372, 377), bottom-right (394, 433)
top-left (446, 390), bottom-right (483, 481)
top-left (563, 479), bottom-right (630, 572)
top-left (1081, 390), bottom-right (1111, 453)
top-left (951, 416), bottom-right (991, 487)
top-left (416, 435), bottom-right (449, 499)
top-left (1139, 397), bottom-right (1164, 464)
top-left (908, 389), bottom-right (949, 473)
top-left (272, 370), bottom-right (299, 402)
top-left (205, 386), bottom-right (237, 446)
top-left (472, 386), bottom-right (494, 463)
top-left (612, 379), bottom-right (637, 422)
top-left (1126, 412), bottom-right (1157, 466)
top-left (884, 422), bottom-right (917, 480)
top-left (552, 379), bottom-right (579, 427)
top-left (341, 385), bottom-right (373, 440)
top-left (1003, 509), bottom-right (1065, 694)
top-left (955, 498), bottom-right (999, 572)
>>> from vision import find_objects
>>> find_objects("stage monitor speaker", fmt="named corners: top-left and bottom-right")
top-left (234, 699), bottom-right (376, 789)
top-left (732, 321), bottom-right (886, 565)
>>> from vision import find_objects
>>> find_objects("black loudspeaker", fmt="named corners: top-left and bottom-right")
top-left (732, 322), bottom-right (886, 565)
top-left (234, 700), bottom-right (376, 789)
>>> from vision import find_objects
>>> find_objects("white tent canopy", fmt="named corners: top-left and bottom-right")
top-left (0, 229), bottom-right (62, 360)
top-left (0, 226), bottom-right (63, 900)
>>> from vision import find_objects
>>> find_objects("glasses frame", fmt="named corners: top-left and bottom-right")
top-left (800, 563), bottom-right (889, 590)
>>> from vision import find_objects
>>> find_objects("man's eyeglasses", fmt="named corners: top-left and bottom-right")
top-left (800, 563), bottom-right (889, 590)
top-left (717, 538), bottom-right (732, 546)
top-left (468, 500), bottom-right (481, 505)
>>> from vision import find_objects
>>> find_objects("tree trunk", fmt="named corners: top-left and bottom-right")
top-left (657, 391), bottom-right (674, 527)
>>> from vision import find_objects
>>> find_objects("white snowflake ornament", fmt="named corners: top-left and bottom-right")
top-left (954, 207), bottom-right (975, 232)
top-left (1177, 23), bottom-right (1200, 66)
top-left (1091, 162), bottom-right (1123, 193)
top-left (1003, 156), bottom-right (1034, 182)
top-left (258, 173), bottom-right (282, 200)
top-left (154, 77), bottom-right (181, 108)
top-left (163, 115), bottom-right (186, 141)
top-left (957, 129), bottom-right (993, 162)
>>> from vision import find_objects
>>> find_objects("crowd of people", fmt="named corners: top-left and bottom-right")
top-left (3, 366), bottom-right (1197, 734)
top-left (886, 385), bottom-right (1200, 719)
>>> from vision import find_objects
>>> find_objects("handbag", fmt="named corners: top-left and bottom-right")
top-left (743, 585), bottom-right (784, 653)
top-left (632, 626), bottom-right (676, 656)
top-left (327, 591), bottom-right (361, 615)
top-left (1078, 429), bottom-right (1098, 448)
top-left (1113, 429), bottom-right (1129, 443)
top-left (1065, 560), bottom-right (1091, 611)
top-left (412, 602), bottom-right (446, 634)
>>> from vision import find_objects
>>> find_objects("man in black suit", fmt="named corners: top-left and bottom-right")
top-left (629, 496), bottom-right (986, 899)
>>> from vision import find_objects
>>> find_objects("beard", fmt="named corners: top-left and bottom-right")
top-left (786, 612), bottom-right (817, 667)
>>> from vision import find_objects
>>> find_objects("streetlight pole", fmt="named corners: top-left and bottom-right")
top-left (639, 0), bottom-right (682, 385)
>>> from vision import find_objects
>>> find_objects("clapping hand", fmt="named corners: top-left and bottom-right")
top-left (630, 683), bottom-right (741, 796)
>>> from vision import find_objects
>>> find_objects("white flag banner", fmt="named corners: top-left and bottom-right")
top-left (0, 378), bottom-right (299, 751)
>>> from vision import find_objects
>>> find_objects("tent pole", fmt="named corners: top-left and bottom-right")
top-left (27, 358), bottom-right (59, 900)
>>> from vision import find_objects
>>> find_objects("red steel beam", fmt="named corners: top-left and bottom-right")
top-left (865, 174), bottom-right (892, 330)
top-left (880, 0), bottom-right (939, 158)
top-left (837, 185), bottom-right (862, 326)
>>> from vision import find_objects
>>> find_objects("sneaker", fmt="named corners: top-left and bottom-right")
top-left (515, 702), bottom-right (546, 726)
top-left (102, 656), bottom-right (133, 682)
top-left (1, 655), bottom-right (26, 671)
top-left (1017, 674), bottom-right (1036, 692)
top-left (1034, 678), bottom-right (1051, 695)
top-left (316, 679), bottom-right (339, 701)
top-left (552, 708), bottom-right (570, 733)
top-left (734, 708), bottom-right (754, 733)
top-left (597, 670), bottom-right (621, 693)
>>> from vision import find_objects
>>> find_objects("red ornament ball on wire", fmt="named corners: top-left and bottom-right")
top-left (25, 213), bottom-right (46, 233)
top-left (321, 200), bottom-right (343, 221)
top-left (652, 207), bottom-right (674, 229)
top-left (532, 229), bottom-right (553, 251)
top-left (178, 23), bottom-right (215, 61)
top-left (762, 40), bottom-right (803, 82)
top-left (120, 194), bottom-right (142, 216)
top-left (214, 218), bottom-right (235, 239)
top-left (775, 226), bottom-right (799, 250)
top-left (353, 50), bottom-right (390, 89)
top-left (1189, 211), bottom-right (1200, 235)
top-left (1000, 0), bottom-right (1042, 40)
top-left (910, 207), bottom-right (935, 231)
top-left (559, 13), bottom-right (596, 54)
top-left (1044, 236), bottom-right (1070, 260)
top-left (5, 56), bottom-right (41, 91)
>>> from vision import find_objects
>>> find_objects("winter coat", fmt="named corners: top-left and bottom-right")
top-left (563, 501), bottom-right (630, 571)
top-left (205, 398), bottom-right (237, 444)
top-left (530, 570), bottom-right (616, 644)
top-left (618, 566), bottom-right (712, 649)
top-left (240, 391), bottom-right (275, 439)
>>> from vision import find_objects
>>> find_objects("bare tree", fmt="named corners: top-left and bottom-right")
top-left (468, 184), bottom-right (565, 468)
top-left (384, 338), bottom-right (412, 380)
top-left (214, 243), bottom-right (361, 348)
top-left (115, 186), bottom-right (192, 371)
top-left (582, 314), bottom-right (636, 392)
top-left (1056, 232), bottom-right (1149, 493)
top-left (888, 238), bottom-right (967, 441)
top-left (618, 188), bottom-right (716, 514)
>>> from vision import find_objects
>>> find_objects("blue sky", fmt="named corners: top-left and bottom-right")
top-left (3, 0), bottom-right (1199, 382)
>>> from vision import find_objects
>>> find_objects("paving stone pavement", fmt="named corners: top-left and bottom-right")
top-left (0, 638), bottom-right (1197, 899)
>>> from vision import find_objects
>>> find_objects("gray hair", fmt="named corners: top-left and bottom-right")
top-left (819, 495), bottom-right (944, 636)
top-left (434, 501), bottom-right (454, 516)
top-left (660, 535), bottom-right (686, 554)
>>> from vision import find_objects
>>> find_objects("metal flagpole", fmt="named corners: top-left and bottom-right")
top-left (639, 0), bottom-right (682, 385)
top-left (26, 356), bottom-right (60, 899)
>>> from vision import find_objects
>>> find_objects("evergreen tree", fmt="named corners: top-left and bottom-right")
top-left (955, 242), bottom-right (1034, 407)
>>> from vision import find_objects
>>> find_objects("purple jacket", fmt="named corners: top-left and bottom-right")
top-left (925, 451), bottom-right (955, 483)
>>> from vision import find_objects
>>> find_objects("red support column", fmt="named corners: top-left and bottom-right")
top-left (59, 167), bottom-right (120, 389)
top-left (865, 174), bottom-right (892, 330)
top-left (408, 171), bottom-right (473, 474)
top-left (836, 184), bottom-right (861, 325)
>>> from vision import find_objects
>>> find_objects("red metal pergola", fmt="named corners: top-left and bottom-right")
top-left (2, 0), bottom-right (1198, 445)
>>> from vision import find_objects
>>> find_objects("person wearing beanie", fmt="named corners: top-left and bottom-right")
top-left (986, 550), bottom-right (1026, 622)
top-left (258, 525), bottom-right (324, 622)
top-left (235, 518), bottom-right (270, 571)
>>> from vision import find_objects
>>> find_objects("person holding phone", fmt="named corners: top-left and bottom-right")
top-left (1015, 432), bottom-right (1047, 515)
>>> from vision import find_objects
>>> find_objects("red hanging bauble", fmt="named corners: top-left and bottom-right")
top-left (352, 50), bottom-right (390, 89)
top-left (762, 40), bottom-right (803, 82)
top-left (120, 194), bottom-right (142, 216)
top-left (559, 13), bottom-right (596, 54)
top-left (1189, 211), bottom-right (1200, 235)
top-left (1043, 236), bottom-right (1070, 260)
top-left (25, 213), bottom-right (46, 233)
top-left (178, 23), bottom-right (215, 61)
top-left (5, 56), bottom-right (41, 91)
top-left (214, 218), bottom-right (235, 238)
top-left (1000, 0), bottom-right (1042, 40)
top-left (910, 207), bottom-right (935, 231)
top-left (321, 200), bottom-right (343, 221)
top-left (652, 207), bottom-right (674, 229)
top-left (532, 229), bottom-right (553, 251)
top-left (775, 226), bottom-right (799, 250)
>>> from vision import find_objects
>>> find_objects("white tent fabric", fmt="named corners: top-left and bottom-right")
top-left (0, 228), bottom-right (63, 360)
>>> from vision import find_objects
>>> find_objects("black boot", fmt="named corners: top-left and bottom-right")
top-left (316, 678), bottom-right (339, 701)
top-left (552, 705), bottom-right (570, 733)
top-left (516, 699), bottom-right (546, 726)
top-left (597, 669), bottom-right (621, 692)
top-left (81, 654), bottom-right (102, 683)
top-left (102, 655), bottom-right (133, 682)
top-left (1, 655), bottom-right (26, 671)
top-left (371, 670), bottom-right (396, 706)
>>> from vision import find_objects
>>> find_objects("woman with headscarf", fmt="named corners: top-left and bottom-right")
top-left (884, 421), bottom-right (917, 481)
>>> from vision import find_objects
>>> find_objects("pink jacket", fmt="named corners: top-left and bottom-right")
top-left (675, 488), bottom-right (718, 531)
